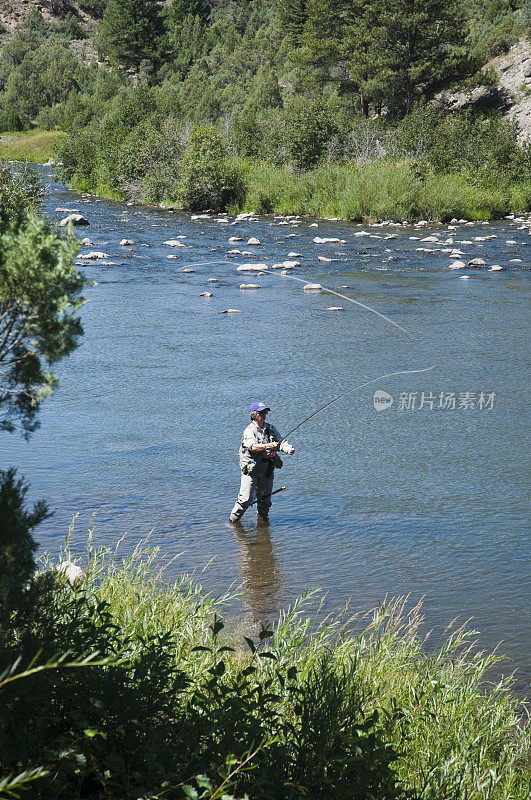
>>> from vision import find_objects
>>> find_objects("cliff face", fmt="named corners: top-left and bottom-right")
top-left (494, 39), bottom-right (531, 143)
top-left (433, 38), bottom-right (531, 143)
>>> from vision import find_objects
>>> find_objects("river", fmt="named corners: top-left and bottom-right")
top-left (2, 167), bottom-right (529, 693)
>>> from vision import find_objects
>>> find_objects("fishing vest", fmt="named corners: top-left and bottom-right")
top-left (238, 422), bottom-right (283, 474)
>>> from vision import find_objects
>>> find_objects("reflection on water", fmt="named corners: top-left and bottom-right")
top-left (232, 521), bottom-right (281, 627)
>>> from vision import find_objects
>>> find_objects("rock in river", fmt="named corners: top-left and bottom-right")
top-left (59, 213), bottom-right (89, 226)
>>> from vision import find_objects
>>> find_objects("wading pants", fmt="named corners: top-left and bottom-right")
top-left (230, 466), bottom-right (274, 520)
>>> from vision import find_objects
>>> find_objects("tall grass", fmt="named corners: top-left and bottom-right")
top-left (239, 160), bottom-right (531, 222)
top-left (1, 537), bottom-right (527, 800)
top-left (0, 130), bottom-right (66, 163)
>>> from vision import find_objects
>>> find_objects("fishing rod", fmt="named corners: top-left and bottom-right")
top-left (279, 366), bottom-right (435, 444)
top-left (248, 485), bottom-right (287, 506)
top-left (278, 272), bottom-right (412, 337)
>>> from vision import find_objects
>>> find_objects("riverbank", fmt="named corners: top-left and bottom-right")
top-left (64, 158), bottom-right (531, 223)
top-left (2, 540), bottom-right (529, 799)
top-left (0, 129), bottom-right (65, 162)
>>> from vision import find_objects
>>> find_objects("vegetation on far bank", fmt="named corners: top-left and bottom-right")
top-left (1, 528), bottom-right (529, 800)
top-left (0, 2), bottom-right (530, 220)
top-left (0, 129), bottom-right (65, 162)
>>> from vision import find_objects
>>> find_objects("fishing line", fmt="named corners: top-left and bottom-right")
top-left (280, 366), bottom-right (435, 442)
top-left (276, 272), bottom-right (412, 336)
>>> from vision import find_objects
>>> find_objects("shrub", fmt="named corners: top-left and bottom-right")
top-left (178, 125), bottom-right (244, 211)
top-left (0, 469), bottom-right (50, 636)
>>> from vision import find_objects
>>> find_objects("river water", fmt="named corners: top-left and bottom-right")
top-left (2, 168), bottom-right (529, 692)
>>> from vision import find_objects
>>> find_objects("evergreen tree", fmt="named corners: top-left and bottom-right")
top-left (0, 468), bottom-right (50, 636)
top-left (379, 0), bottom-right (468, 114)
top-left (98, 0), bottom-right (166, 72)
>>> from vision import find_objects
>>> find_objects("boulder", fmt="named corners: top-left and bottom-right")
top-left (120, 239), bottom-right (134, 246)
top-left (79, 251), bottom-right (109, 259)
top-left (468, 258), bottom-right (486, 266)
top-left (240, 283), bottom-right (261, 289)
top-left (220, 309), bottom-right (243, 313)
top-left (199, 292), bottom-right (213, 297)
top-left (163, 239), bottom-right (186, 247)
top-left (237, 263), bottom-right (268, 271)
top-left (59, 213), bottom-right (89, 226)
top-left (247, 237), bottom-right (261, 245)
top-left (303, 283), bottom-right (322, 290)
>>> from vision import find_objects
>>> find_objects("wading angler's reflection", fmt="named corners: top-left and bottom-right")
top-left (232, 521), bottom-right (281, 628)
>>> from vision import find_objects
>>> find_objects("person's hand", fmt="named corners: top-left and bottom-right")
top-left (266, 441), bottom-right (279, 450)
top-left (285, 445), bottom-right (295, 455)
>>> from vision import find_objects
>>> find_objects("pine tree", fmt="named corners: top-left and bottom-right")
top-left (98, 0), bottom-right (166, 72)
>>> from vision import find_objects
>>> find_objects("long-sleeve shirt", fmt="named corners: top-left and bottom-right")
top-left (242, 420), bottom-right (292, 455)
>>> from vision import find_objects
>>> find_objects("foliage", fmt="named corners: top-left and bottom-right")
top-left (0, 539), bottom-right (528, 799)
top-left (97, 0), bottom-right (167, 73)
top-left (0, 468), bottom-right (50, 635)
top-left (0, 164), bottom-right (84, 435)
top-left (178, 125), bottom-right (244, 211)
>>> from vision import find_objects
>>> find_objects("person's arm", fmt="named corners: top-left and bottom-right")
top-left (243, 427), bottom-right (276, 453)
top-left (270, 425), bottom-right (295, 455)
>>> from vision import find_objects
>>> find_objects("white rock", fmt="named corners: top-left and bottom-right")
top-left (120, 239), bottom-right (134, 246)
top-left (191, 214), bottom-right (211, 220)
top-left (318, 256), bottom-right (333, 262)
top-left (163, 239), bottom-right (186, 247)
top-left (287, 252), bottom-right (302, 257)
top-left (303, 283), bottom-right (322, 290)
top-left (240, 283), bottom-right (261, 289)
top-left (182, 268), bottom-right (195, 273)
top-left (506, 240), bottom-right (518, 245)
top-left (326, 306), bottom-right (344, 311)
top-left (199, 292), bottom-right (212, 297)
top-left (459, 275), bottom-right (470, 280)
top-left (220, 308), bottom-right (243, 313)
top-left (79, 251), bottom-right (109, 259)
top-left (313, 236), bottom-right (341, 243)
top-left (80, 237), bottom-right (92, 246)
top-left (309, 223), bottom-right (318, 227)
top-left (446, 261), bottom-right (466, 269)
top-left (237, 263), bottom-right (268, 272)
top-left (229, 236), bottom-right (243, 242)
top-left (247, 237), bottom-right (261, 245)
top-left (509, 258), bottom-right (522, 262)
top-left (489, 265), bottom-right (504, 271)
top-left (55, 207), bottom-right (79, 213)
top-left (227, 249), bottom-right (241, 254)
top-left (59, 213), bottom-right (89, 226)
top-left (208, 277), bottom-right (218, 282)
top-left (57, 560), bottom-right (84, 583)
top-left (468, 258), bottom-right (486, 266)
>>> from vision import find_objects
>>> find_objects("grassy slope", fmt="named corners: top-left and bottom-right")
top-left (0, 130), bottom-right (66, 162)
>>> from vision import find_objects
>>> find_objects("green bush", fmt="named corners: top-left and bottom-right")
top-left (1, 542), bottom-right (528, 800)
top-left (0, 469), bottom-right (50, 635)
top-left (178, 125), bottom-right (244, 211)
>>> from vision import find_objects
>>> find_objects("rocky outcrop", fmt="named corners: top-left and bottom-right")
top-left (434, 38), bottom-right (531, 142)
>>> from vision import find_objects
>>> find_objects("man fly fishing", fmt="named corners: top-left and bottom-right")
top-left (229, 403), bottom-right (295, 524)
